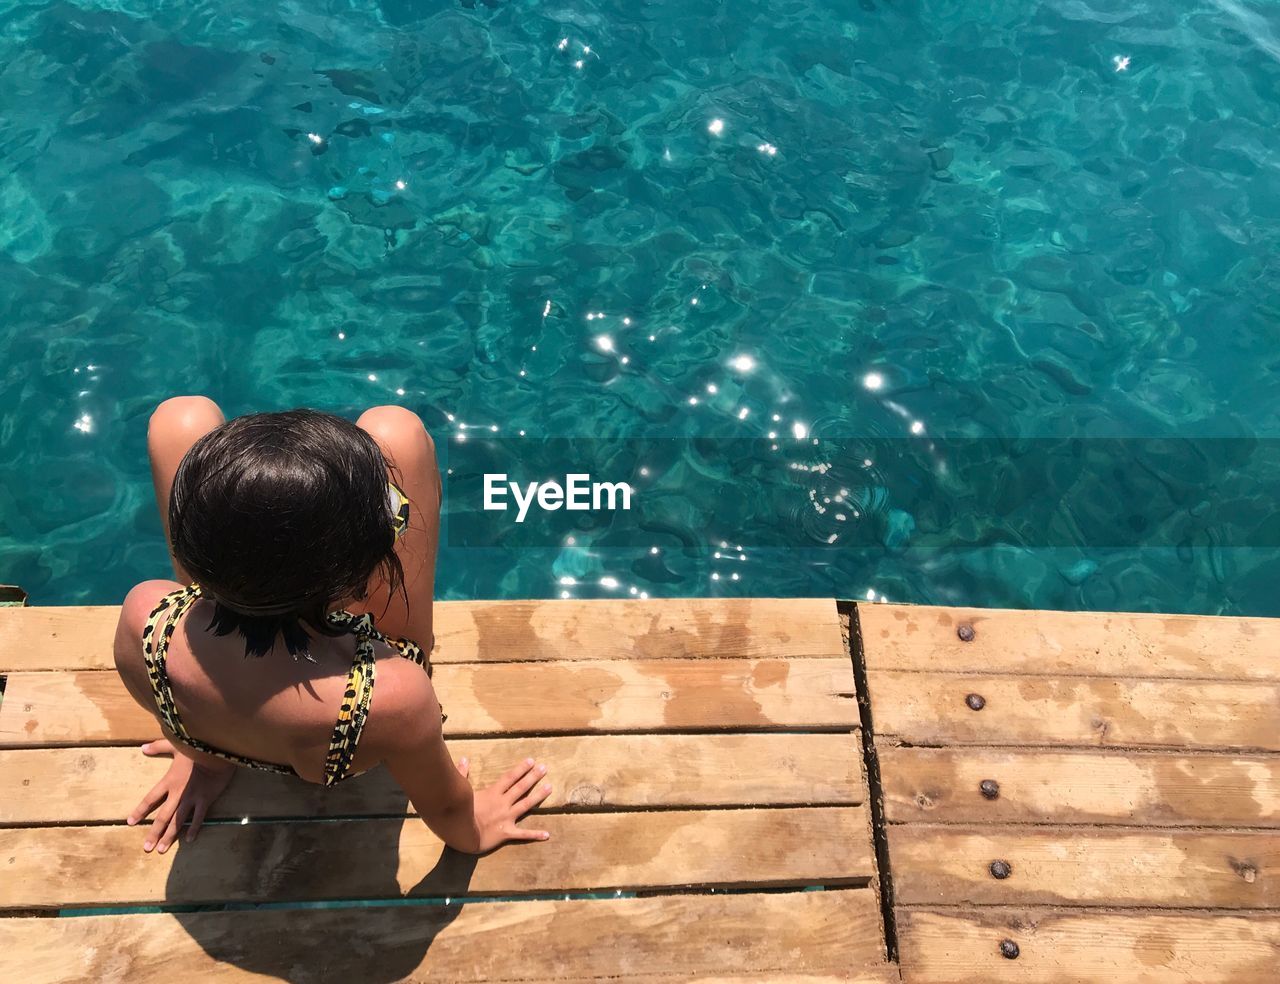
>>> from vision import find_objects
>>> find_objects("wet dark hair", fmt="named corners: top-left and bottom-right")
top-left (169, 409), bottom-right (404, 658)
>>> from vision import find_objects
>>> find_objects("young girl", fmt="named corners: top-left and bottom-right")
top-left (113, 397), bottom-right (552, 855)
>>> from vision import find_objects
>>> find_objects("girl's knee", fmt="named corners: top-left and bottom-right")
top-left (149, 396), bottom-right (224, 443)
top-left (358, 405), bottom-right (436, 459)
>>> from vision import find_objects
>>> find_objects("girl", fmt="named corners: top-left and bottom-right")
top-left (113, 397), bottom-right (552, 854)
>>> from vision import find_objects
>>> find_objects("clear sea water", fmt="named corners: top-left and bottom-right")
top-left (2, 0), bottom-right (1279, 614)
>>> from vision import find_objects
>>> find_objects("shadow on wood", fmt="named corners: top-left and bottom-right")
top-left (165, 785), bottom-right (479, 984)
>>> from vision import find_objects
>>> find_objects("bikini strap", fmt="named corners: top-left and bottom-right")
top-left (327, 610), bottom-right (432, 674)
top-left (392, 635), bottom-right (430, 672)
top-left (139, 584), bottom-right (295, 775)
top-left (326, 610), bottom-right (444, 735)
top-left (321, 613), bottom-right (377, 786)
top-left (141, 583), bottom-right (203, 742)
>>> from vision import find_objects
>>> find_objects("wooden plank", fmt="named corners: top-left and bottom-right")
top-left (435, 597), bottom-right (847, 663)
top-left (856, 602), bottom-right (1280, 681)
top-left (0, 806), bottom-right (873, 908)
top-left (897, 907), bottom-right (1280, 983)
top-left (624, 976), bottom-right (899, 983)
top-left (888, 824), bottom-right (1278, 908)
top-left (867, 670), bottom-right (1280, 752)
top-left (0, 606), bottom-right (119, 671)
top-left (880, 747), bottom-right (1280, 828)
top-left (0, 598), bottom-right (844, 671)
top-left (0, 658), bottom-right (857, 747)
top-left (0, 889), bottom-right (890, 984)
top-left (0, 733), bottom-right (864, 825)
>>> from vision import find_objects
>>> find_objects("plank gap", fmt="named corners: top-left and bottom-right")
top-left (886, 738), bottom-right (1280, 756)
top-left (0, 725), bottom-right (863, 751)
top-left (12, 876), bottom-right (879, 915)
top-left (0, 654), bottom-right (852, 672)
top-left (887, 819), bottom-right (1280, 834)
top-left (1, 799), bottom-right (873, 831)
top-left (31, 882), bottom-right (881, 919)
top-left (896, 902), bottom-right (1280, 915)
top-left (865, 666), bottom-right (1280, 685)
top-left (879, 742), bottom-right (1280, 760)
top-left (842, 601), bottom-right (899, 964)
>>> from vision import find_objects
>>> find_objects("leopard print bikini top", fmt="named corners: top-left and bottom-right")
top-left (141, 583), bottom-right (436, 786)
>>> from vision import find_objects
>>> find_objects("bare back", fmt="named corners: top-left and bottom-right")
top-left (115, 579), bottom-right (437, 785)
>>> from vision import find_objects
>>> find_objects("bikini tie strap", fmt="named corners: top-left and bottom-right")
top-left (141, 584), bottom-right (203, 741)
top-left (321, 613), bottom-right (376, 786)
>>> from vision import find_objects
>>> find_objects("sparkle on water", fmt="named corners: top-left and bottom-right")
top-left (2, 0), bottom-right (1279, 615)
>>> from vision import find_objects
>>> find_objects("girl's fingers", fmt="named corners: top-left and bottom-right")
top-left (514, 781), bottom-right (554, 816)
top-left (144, 803), bottom-right (177, 853)
top-left (186, 799), bottom-right (210, 844)
top-left (156, 807), bottom-right (185, 854)
top-left (141, 739), bottom-right (175, 758)
top-left (456, 757), bottom-right (470, 779)
top-left (128, 782), bottom-right (168, 826)
top-left (507, 824), bottom-right (551, 842)
top-left (498, 759), bottom-right (537, 792)
top-left (505, 762), bottom-right (548, 803)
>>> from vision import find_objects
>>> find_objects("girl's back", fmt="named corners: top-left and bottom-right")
top-left (116, 579), bottom-right (430, 785)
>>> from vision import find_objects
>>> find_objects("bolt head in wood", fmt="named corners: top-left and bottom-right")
top-left (965, 692), bottom-right (986, 711)
top-left (999, 939), bottom-right (1020, 959)
top-left (979, 779), bottom-right (1000, 800)
top-left (957, 623), bottom-right (975, 642)
top-left (989, 859), bottom-right (1012, 879)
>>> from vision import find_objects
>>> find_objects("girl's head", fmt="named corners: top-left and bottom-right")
top-left (169, 410), bottom-right (403, 657)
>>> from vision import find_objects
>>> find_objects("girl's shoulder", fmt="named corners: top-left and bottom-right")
top-left (361, 650), bottom-right (445, 757)
top-left (113, 579), bottom-right (185, 706)
top-left (119, 580), bottom-right (187, 641)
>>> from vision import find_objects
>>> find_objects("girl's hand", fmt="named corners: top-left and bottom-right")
top-left (127, 739), bottom-right (236, 854)
top-left (455, 757), bottom-right (552, 854)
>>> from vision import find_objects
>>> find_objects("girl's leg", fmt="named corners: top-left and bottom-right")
top-left (355, 405), bottom-right (441, 649)
top-left (147, 396), bottom-right (226, 583)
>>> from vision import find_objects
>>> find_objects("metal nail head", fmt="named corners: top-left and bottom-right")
top-left (966, 693), bottom-right (986, 711)
top-left (957, 623), bottom-right (975, 642)
top-left (989, 859), bottom-right (1012, 879)
top-left (1000, 939), bottom-right (1020, 959)
top-left (979, 779), bottom-right (1000, 800)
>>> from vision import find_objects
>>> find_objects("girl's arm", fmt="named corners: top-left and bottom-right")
top-left (379, 670), bottom-right (552, 854)
top-left (113, 582), bottom-right (238, 853)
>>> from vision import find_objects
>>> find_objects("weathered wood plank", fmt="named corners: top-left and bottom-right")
top-left (856, 603), bottom-right (1280, 681)
top-left (434, 598), bottom-right (848, 664)
top-left (897, 907), bottom-right (1280, 983)
top-left (0, 606), bottom-right (119, 671)
top-left (888, 824), bottom-right (1277, 908)
top-left (880, 748), bottom-right (1280, 828)
top-left (624, 976), bottom-right (899, 983)
top-left (0, 658), bottom-right (858, 747)
top-left (0, 733), bottom-right (864, 825)
top-left (0, 806), bottom-right (872, 908)
top-left (0, 598), bottom-right (844, 672)
top-left (0, 889), bottom-right (889, 984)
top-left (867, 670), bottom-right (1280, 752)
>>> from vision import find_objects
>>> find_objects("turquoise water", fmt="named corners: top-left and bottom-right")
top-left (2, 0), bottom-right (1279, 614)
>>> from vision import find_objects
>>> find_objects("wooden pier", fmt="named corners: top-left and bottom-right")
top-left (0, 598), bottom-right (1276, 982)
